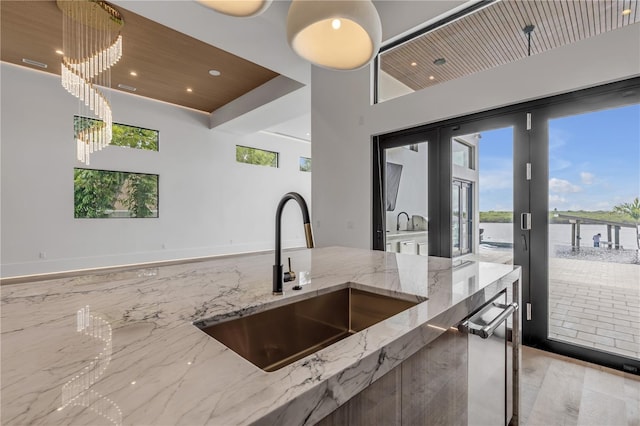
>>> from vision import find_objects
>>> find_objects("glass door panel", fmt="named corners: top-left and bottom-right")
top-left (546, 103), bottom-right (640, 361)
top-left (384, 142), bottom-right (429, 256)
top-left (452, 128), bottom-right (515, 263)
top-left (452, 180), bottom-right (473, 257)
top-left (453, 181), bottom-right (461, 256)
top-left (461, 181), bottom-right (471, 255)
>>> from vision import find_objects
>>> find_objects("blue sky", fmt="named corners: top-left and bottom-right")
top-left (478, 104), bottom-right (640, 212)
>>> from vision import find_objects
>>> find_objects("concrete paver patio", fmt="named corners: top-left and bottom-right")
top-left (548, 258), bottom-right (639, 360)
top-left (478, 249), bottom-right (639, 360)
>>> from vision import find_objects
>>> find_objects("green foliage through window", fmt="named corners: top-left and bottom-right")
top-left (74, 168), bottom-right (158, 218)
top-left (236, 145), bottom-right (278, 168)
top-left (74, 116), bottom-right (159, 151)
top-left (299, 157), bottom-right (311, 172)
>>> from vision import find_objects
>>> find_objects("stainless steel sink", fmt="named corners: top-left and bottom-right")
top-left (196, 287), bottom-right (419, 372)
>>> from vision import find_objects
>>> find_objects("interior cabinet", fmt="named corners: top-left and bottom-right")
top-left (316, 329), bottom-right (467, 426)
top-left (385, 231), bottom-right (428, 256)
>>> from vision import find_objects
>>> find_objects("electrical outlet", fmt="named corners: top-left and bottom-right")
top-left (39, 251), bottom-right (46, 259)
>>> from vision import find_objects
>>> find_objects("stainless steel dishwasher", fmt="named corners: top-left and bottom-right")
top-left (459, 290), bottom-right (518, 426)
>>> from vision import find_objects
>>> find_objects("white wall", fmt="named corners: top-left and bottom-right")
top-left (0, 63), bottom-right (311, 278)
top-left (311, 24), bottom-right (640, 250)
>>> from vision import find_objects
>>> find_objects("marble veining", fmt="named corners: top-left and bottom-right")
top-left (1, 246), bottom-right (520, 425)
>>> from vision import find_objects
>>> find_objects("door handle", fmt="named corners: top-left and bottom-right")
top-left (521, 213), bottom-right (531, 230)
top-left (459, 302), bottom-right (518, 339)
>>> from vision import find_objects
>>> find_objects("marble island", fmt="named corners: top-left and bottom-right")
top-left (1, 246), bottom-right (520, 425)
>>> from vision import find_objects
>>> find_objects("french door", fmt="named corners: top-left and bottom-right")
top-left (373, 77), bottom-right (640, 373)
top-left (528, 80), bottom-right (640, 372)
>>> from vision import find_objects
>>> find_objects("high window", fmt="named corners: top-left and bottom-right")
top-left (236, 145), bottom-right (278, 168)
top-left (299, 157), bottom-right (311, 172)
top-left (74, 116), bottom-right (159, 151)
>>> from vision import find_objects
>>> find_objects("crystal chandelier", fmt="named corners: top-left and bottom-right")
top-left (57, 0), bottom-right (124, 164)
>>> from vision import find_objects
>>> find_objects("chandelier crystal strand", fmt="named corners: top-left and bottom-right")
top-left (57, 1), bottom-right (123, 164)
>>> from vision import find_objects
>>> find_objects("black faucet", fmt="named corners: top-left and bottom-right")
top-left (273, 192), bottom-right (314, 295)
top-left (396, 211), bottom-right (410, 231)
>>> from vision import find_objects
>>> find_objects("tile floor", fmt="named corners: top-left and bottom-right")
top-left (521, 346), bottom-right (640, 426)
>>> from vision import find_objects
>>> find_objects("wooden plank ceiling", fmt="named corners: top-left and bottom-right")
top-left (380, 0), bottom-right (640, 92)
top-left (0, 0), bottom-right (279, 113)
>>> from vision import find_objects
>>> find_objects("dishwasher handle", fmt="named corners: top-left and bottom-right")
top-left (458, 302), bottom-right (518, 339)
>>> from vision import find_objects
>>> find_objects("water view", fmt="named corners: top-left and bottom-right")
top-left (480, 222), bottom-right (639, 260)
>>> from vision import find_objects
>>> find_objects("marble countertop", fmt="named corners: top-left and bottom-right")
top-left (385, 229), bottom-right (428, 238)
top-left (1, 246), bottom-right (520, 425)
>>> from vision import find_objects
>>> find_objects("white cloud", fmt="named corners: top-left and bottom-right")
top-left (550, 156), bottom-right (572, 172)
top-left (580, 172), bottom-right (595, 185)
top-left (549, 195), bottom-right (567, 204)
top-left (549, 129), bottom-right (569, 151)
top-left (480, 170), bottom-right (513, 190)
top-left (549, 178), bottom-right (581, 193)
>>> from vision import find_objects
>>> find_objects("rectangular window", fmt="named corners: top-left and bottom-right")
top-left (236, 145), bottom-right (278, 168)
top-left (452, 138), bottom-right (474, 169)
top-left (299, 157), bottom-right (311, 172)
top-left (74, 168), bottom-right (159, 218)
top-left (74, 116), bottom-right (159, 151)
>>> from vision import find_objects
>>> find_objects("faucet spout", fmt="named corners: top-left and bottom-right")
top-left (273, 192), bottom-right (314, 295)
top-left (396, 211), bottom-right (410, 231)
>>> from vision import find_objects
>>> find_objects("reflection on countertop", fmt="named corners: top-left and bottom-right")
top-left (58, 306), bottom-right (122, 426)
top-left (1, 246), bottom-right (520, 425)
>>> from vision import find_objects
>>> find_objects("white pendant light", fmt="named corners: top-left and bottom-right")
top-left (196, 0), bottom-right (272, 17)
top-left (286, 0), bottom-right (382, 71)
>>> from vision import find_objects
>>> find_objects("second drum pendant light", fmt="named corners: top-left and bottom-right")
top-left (286, 0), bottom-right (382, 70)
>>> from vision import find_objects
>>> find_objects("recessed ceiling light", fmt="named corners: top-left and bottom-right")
top-left (410, 62), bottom-right (417, 67)
top-left (306, 132), bottom-right (310, 136)
top-left (55, 49), bottom-right (64, 55)
top-left (429, 75), bottom-right (435, 80)
top-left (117, 83), bottom-right (137, 92)
top-left (208, 69), bottom-right (221, 77)
top-left (186, 88), bottom-right (193, 93)
top-left (22, 58), bottom-right (47, 69)
top-left (622, 8), bottom-right (632, 15)
top-left (331, 19), bottom-right (341, 30)
top-left (130, 71), bottom-right (137, 76)
top-left (433, 58), bottom-right (446, 66)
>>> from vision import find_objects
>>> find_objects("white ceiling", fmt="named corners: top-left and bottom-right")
top-left (109, 0), bottom-right (472, 140)
top-left (264, 113), bottom-right (311, 142)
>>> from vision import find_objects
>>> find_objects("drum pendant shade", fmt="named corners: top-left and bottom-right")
top-left (287, 0), bottom-right (382, 70)
top-left (196, 0), bottom-right (273, 17)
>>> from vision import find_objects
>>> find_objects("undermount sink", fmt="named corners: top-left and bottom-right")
top-left (195, 287), bottom-right (420, 372)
